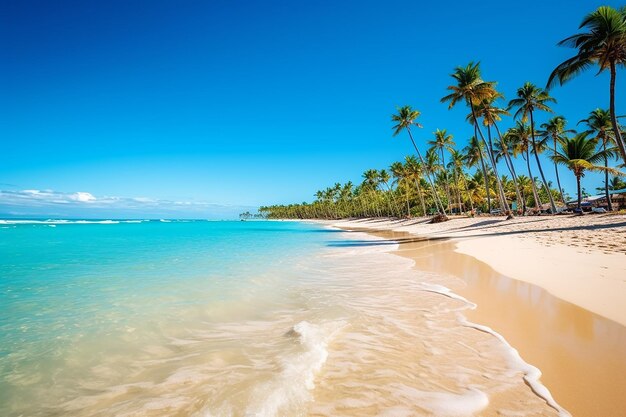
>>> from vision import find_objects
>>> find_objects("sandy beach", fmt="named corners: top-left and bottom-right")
top-left (329, 213), bottom-right (626, 417)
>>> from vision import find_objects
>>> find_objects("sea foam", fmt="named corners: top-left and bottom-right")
top-left (243, 320), bottom-right (345, 417)
top-left (418, 282), bottom-right (571, 417)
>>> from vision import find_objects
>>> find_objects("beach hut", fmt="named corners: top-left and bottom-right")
top-left (608, 188), bottom-right (626, 210)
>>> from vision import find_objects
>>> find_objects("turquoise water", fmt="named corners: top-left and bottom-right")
top-left (1, 221), bottom-right (328, 344)
top-left (0, 220), bottom-right (563, 417)
top-left (0, 220), bottom-right (345, 416)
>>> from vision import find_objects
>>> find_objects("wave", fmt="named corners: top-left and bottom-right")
top-left (0, 219), bottom-right (152, 225)
top-left (239, 320), bottom-right (345, 417)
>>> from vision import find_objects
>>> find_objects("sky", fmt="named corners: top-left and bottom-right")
top-left (1, 0), bottom-right (624, 218)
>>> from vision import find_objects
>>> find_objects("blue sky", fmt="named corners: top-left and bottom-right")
top-left (1, 0), bottom-right (624, 218)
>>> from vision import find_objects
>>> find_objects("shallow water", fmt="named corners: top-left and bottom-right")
top-left (1, 220), bottom-right (560, 416)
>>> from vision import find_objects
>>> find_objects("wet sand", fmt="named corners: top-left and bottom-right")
top-left (361, 228), bottom-right (626, 417)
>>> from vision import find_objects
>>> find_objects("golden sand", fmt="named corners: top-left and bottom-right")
top-left (330, 216), bottom-right (626, 417)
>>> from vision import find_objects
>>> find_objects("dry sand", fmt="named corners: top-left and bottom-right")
top-left (333, 214), bottom-right (626, 326)
top-left (329, 214), bottom-right (626, 417)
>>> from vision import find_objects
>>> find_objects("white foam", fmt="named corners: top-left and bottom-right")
top-left (243, 320), bottom-right (345, 417)
top-left (0, 219), bottom-right (122, 225)
top-left (417, 282), bottom-right (477, 309)
top-left (459, 316), bottom-right (571, 417)
top-left (392, 384), bottom-right (489, 416)
top-left (417, 282), bottom-right (571, 417)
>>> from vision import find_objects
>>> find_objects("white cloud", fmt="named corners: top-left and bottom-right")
top-left (0, 189), bottom-right (255, 219)
top-left (69, 192), bottom-right (96, 202)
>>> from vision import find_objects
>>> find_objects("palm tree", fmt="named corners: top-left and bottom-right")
top-left (579, 108), bottom-right (617, 210)
top-left (441, 62), bottom-right (510, 214)
top-left (508, 82), bottom-right (558, 213)
top-left (516, 175), bottom-right (534, 213)
top-left (468, 170), bottom-right (489, 212)
top-left (379, 168), bottom-right (400, 217)
top-left (428, 129), bottom-right (455, 212)
top-left (492, 132), bottom-right (523, 212)
top-left (537, 116), bottom-right (575, 205)
top-left (464, 135), bottom-right (492, 212)
top-left (448, 149), bottom-right (467, 213)
top-left (552, 132), bottom-right (621, 210)
top-left (362, 169), bottom-right (381, 217)
top-left (547, 6), bottom-right (626, 165)
top-left (391, 161), bottom-right (411, 217)
top-left (472, 95), bottom-right (516, 213)
top-left (391, 106), bottom-right (446, 215)
top-left (508, 122), bottom-right (542, 211)
top-left (405, 155), bottom-right (428, 216)
top-left (424, 148), bottom-right (443, 202)
top-left (597, 175), bottom-right (626, 192)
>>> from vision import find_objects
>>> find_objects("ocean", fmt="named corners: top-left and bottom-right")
top-left (0, 220), bottom-right (563, 416)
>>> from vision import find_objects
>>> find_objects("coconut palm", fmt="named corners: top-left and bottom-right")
top-left (552, 132), bottom-right (621, 210)
top-left (441, 62), bottom-right (510, 214)
top-left (464, 135), bottom-right (492, 212)
top-left (515, 175), bottom-right (534, 213)
top-left (508, 82), bottom-right (558, 213)
top-left (428, 129), bottom-right (455, 211)
top-left (492, 132), bottom-right (523, 212)
top-left (448, 149), bottom-right (467, 213)
top-left (467, 170), bottom-right (489, 212)
top-left (508, 122), bottom-right (542, 211)
top-left (547, 6), bottom-right (626, 164)
top-left (362, 169), bottom-right (381, 217)
top-left (391, 106), bottom-right (446, 215)
top-left (472, 96), bottom-right (518, 212)
top-left (390, 161), bottom-right (412, 217)
top-left (404, 155), bottom-right (428, 216)
top-left (537, 116), bottom-right (575, 205)
top-left (579, 109), bottom-right (617, 210)
top-left (598, 175), bottom-right (626, 191)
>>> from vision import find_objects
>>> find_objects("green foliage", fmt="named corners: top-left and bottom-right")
top-left (260, 7), bottom-right (626, 219)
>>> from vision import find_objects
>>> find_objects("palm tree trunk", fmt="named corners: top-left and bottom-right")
top-left (610, 60), bottom-right (626, 165)
top-left (413, 179), bottom-right (427, 216)
top-left (470, 104), bottom-right (509, 213)
top-left (385, 183), bottom-right (402, 217)
top-left (577, 174), bottom-right (582, 211)
top-left (453, 169), bottom-right (462, 214)
top-left (405, 187), bottom-right (411, 218)
top-left (462, 174), bottom-right (474, 213)
top-left (475, 125), bottom-right (491, 213)
top-left (441, 149), bottom-right (452, 212)
top-left (493, 123), bottom-right (523, 213)
top-left (406, 127), bottom-right (447, 215)
top-left (478, 149), bottom-right (491, 213)
top-left (485, 124), bottom-right (511, 213)
top-left (525, 151), bottom-right (542, 211)
top-left (604, 139), bottom-right (613, 211)
top-left (529, 110), bottom-right (557, 213)
top-left (381, 187), bottom-right (393, 217)
top-left (553, 136), bottom-right (566, 205)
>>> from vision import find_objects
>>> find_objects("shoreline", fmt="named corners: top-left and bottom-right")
top-left (329, 214), bottom-right (626, 326)
top-left (327, 215), bottom-right (626, 417)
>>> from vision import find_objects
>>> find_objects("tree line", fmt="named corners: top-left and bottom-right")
top-left (260, 6), bottom-right (626, 220)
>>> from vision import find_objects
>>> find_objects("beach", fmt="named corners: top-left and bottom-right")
top-left (330, 213), bottom-right (626, 417)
